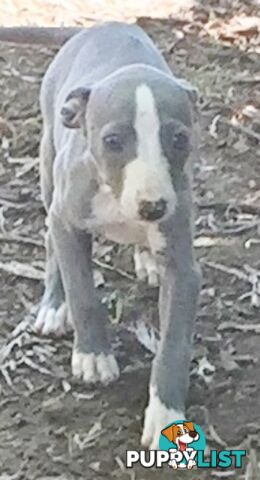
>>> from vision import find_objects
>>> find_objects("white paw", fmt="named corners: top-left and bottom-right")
top-left (141, 385), bottom-right (184, 449)
top-left (134, 248), bottom-right (160, 287)
top-left (35, 302), bottom-right (72, 336)
top-left (71, 351), bottom-right (120, 385)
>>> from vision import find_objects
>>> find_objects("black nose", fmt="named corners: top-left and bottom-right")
top-left (138, 198), bottom-right (167, 221)
top-left (189, 431), bottom-right (198, 439)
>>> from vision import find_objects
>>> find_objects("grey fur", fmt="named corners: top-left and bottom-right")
top-left (38, 21), bottom-right (200, 436)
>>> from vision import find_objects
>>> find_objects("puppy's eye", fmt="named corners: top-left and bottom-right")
top-left (103, 134), bottom-right (123, 152)
top-left (173, 130), bottom-right (189, 150)
top-left (177, 430), bottom-right (181, 436)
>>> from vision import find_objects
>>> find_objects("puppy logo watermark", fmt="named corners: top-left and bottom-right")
top-left (160, 421), bottom-right (204, 469)
top-left (126, 420), bottom-right (246, 470)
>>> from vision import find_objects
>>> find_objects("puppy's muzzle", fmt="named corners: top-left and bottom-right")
top-left (138, 198), bottom-right (167, 221)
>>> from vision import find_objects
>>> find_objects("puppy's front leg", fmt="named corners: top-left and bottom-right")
top-left (49, 211), bottom-right (119, 385)
top-left (142, 211), bottom-right (200, 448)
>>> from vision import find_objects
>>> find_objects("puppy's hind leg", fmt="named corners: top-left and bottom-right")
top-left (35, 230), bottom-right (71, 335)
top-left (35, 127), bottom-right (70, 336)
top-left (134, 246), bottom-right (160, 287)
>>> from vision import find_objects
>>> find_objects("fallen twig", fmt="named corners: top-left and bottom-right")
top-left (16, 158), bottom-right (39, 178)
top-left (0, 260), bottom-right (44, 280)
top-left (194, 236), bottom-right (235, 248)
top-left (93, 258), bottom-right (135, 281)
top-left (197, 201), bottom-right (260, 216)
top-left (208, 423), bottom-right (227, 447)
top-left (234, 75), bottom-right (260, 84)
top-left (19, 356), bottom-right (53, 376)
top-left (203, 261), bottom-right (260, 305)
top-left (245, 239), bottom-right (260, 249)
top-left (218, 321), bottom-right (260, 334)
top-left (202, 260), bottom-right (248, 281)
top-left (0, 367), bottom-right (13, 387)
top-left (219, 117), bottom-right (260, 143)
top-left (0, 232), bottom-right (44, 247)
top-left (198, 220), bottom-right (259, 236)
top-left (0, 198), bottom-right (28, 210)
top-left (211, 472), bottom-right (234, 477)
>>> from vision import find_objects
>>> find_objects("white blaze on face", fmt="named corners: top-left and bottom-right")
top-left (120, 83), bottom-right (176, 220)
top-left (135, 83), bottom-right (161, 160)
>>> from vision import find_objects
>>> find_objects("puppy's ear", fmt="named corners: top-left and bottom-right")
top-left (175, 78), bottom-right (199, 106)
top-left (183, 421), bottom-right (195, 431)
top-left (61, 87), bottom-right (91, 128)
top-left (177, 78), bottom-right (200, 124)
top-left (161, 425), bottom-right (174, 442)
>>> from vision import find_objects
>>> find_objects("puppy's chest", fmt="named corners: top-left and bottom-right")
top-left (84, 188), bottom-right (147, 245)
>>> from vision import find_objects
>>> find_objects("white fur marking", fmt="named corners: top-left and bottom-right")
top-left (35, 302), bottom-right (71, 336)
top-left (135, 84), bottom-right (161, 159)
top-left (71, 351), bottom-right (119, 385)
top-left (141, 385), bottom-right (184, 449)
top-left (79, 85), bottom-right (176, 246)
top-left (120, 84), bottom-right (177, 221)
top-left (134, 247), bottom-right (160, 286)
top-left (127, 320), bottom-right (158, 354)
top-left (81, 184), bottom-right (147, 244)
top-left (147, 224), bottom-right (166, 254)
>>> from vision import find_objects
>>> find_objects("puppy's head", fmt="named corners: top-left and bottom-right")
top-left (161, 422), bottom-right (199, 450)
top-left (61, 65), bottom-right (197, 223)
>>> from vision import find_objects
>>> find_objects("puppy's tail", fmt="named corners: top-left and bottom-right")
top-left (0, 26), bottom-right (83, 46)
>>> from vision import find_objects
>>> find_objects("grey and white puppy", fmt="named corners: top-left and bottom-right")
top-left (12, 22), bottom-right (201, 449)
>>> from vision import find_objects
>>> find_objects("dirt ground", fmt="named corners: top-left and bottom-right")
top-left (0, 1), bottom-right (260, 479)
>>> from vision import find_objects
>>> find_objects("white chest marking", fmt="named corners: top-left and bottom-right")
top-left (84, 185), bottom-right (147, 245)
top-left (83, 184), bottom-right (167, 250)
